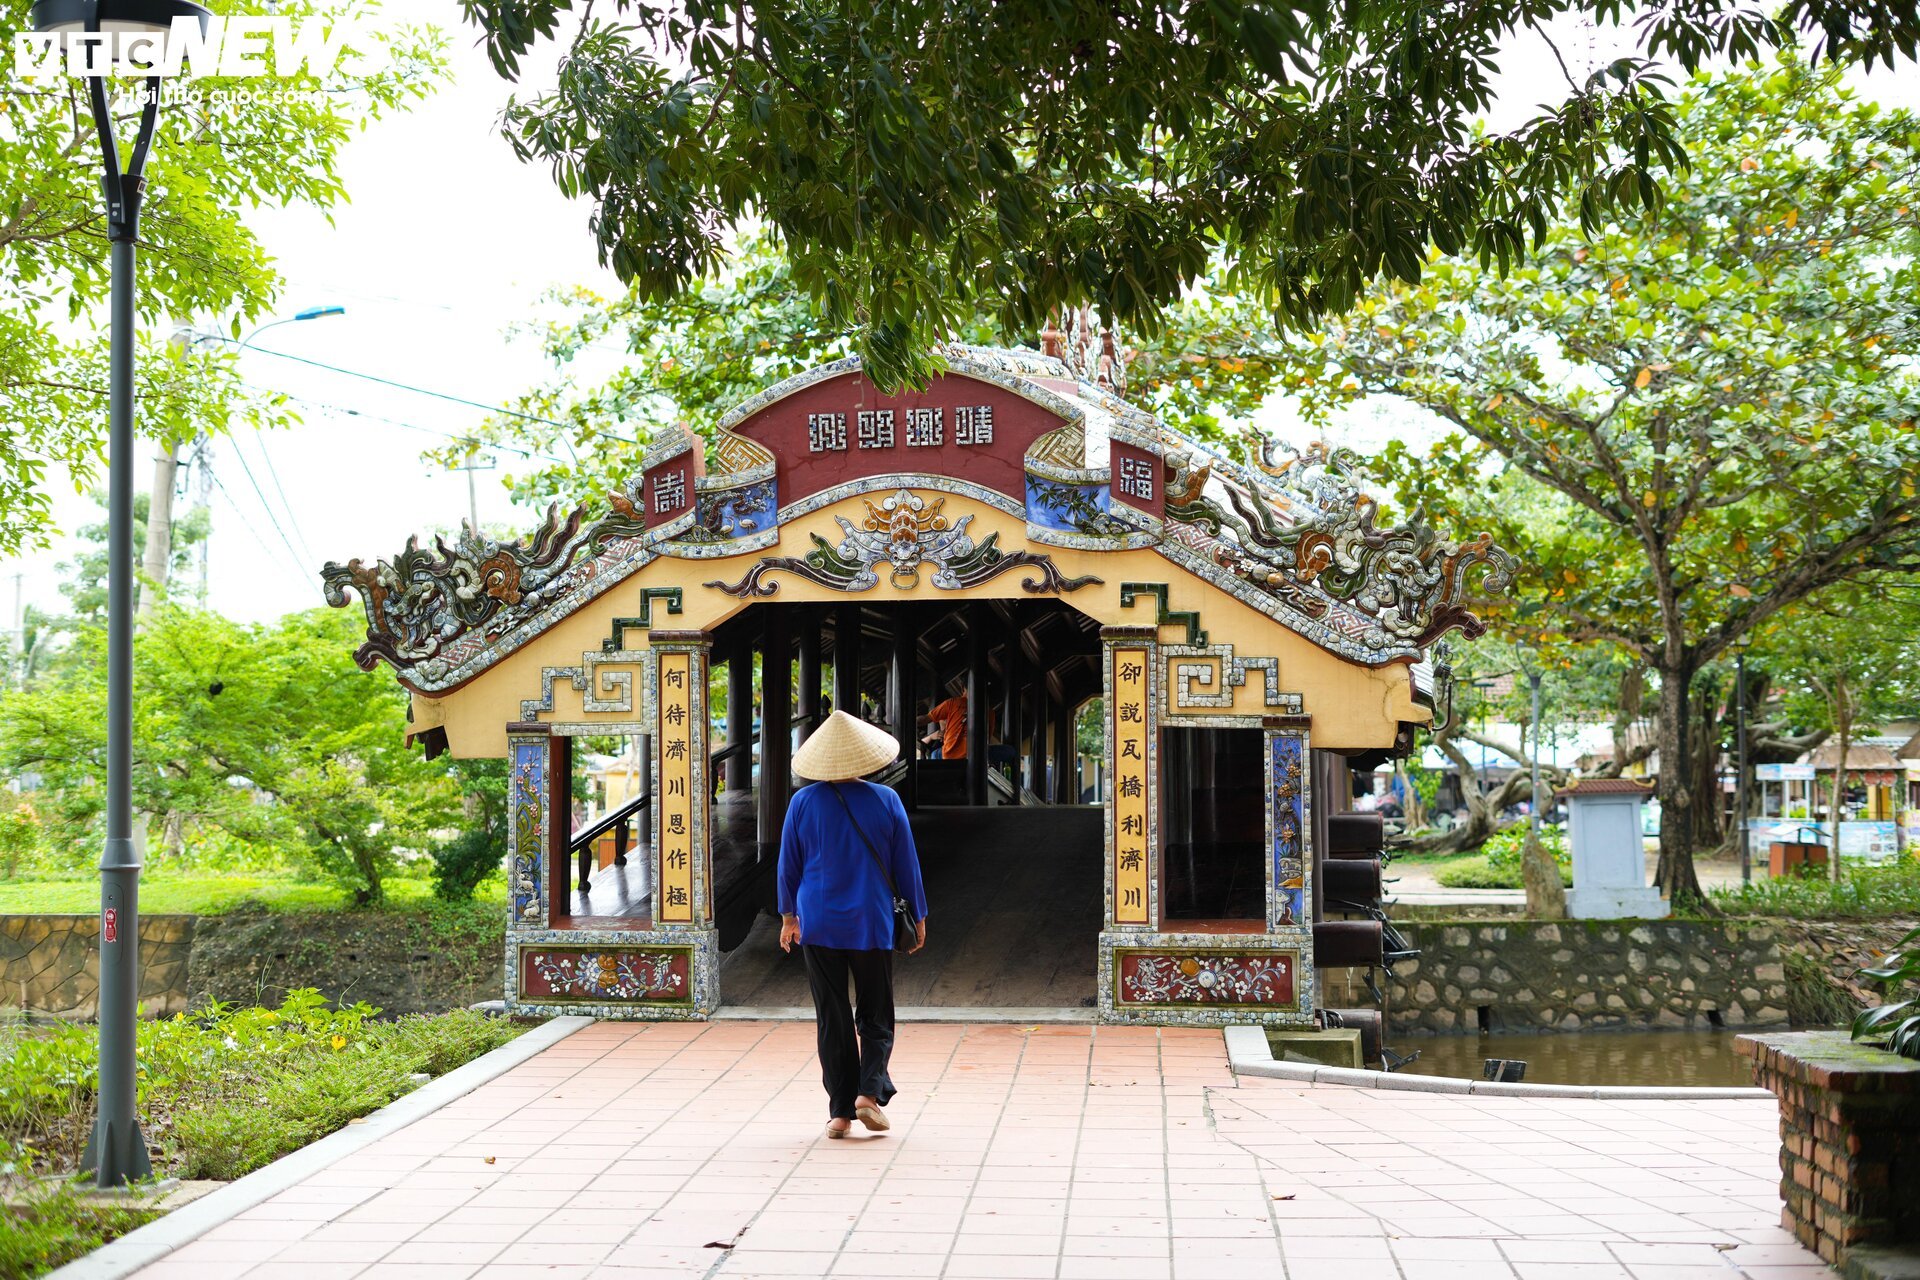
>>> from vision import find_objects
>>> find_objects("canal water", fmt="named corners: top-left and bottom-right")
top-left (1395, 1029), bottom-right (1763, 1088)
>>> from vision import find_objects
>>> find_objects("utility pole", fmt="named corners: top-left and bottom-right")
top-left (191, 434), bottom-right (212, 606)
top-left (137, 440), bottom-right (178, 619)
top-left (451, 451), bottom-right (496, 536)
top-left (1735, 638), bottom-right (1752, 883)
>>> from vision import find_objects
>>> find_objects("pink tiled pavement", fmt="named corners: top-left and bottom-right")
top-left (126, 1021), bottom-right (1833, 1280)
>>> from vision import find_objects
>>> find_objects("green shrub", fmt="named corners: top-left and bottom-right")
top-left (0, 1139), bottom-right (156, 1280)
top-left (431, 829), bottom-right (504, 902)
top-left (1435, 852), bottom-right (1573, 890)
top-left (1709, 857), bottom-right (1920, 920)
top-left (1482, 822), bottom-right (1569, 874)
top-left (1854, 927), bottom-right (1920, 1060)
top-left (0, 992), bottom-right (524, 1178)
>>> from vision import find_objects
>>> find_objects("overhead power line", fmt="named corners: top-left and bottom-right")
top-left (200, 334), bottom-right (642, 444)
top-left (204, 464), bottom-right (320, 594)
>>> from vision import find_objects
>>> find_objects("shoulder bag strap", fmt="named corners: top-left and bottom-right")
top-left (826, 782), bottom-right (898, 896)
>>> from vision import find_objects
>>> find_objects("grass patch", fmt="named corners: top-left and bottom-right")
top-left (1434, 854), bottom-right (1573, 891)
top-left (0, 992), bottom-right (525, 1277)
top-left (1709, 858), bottom-right (1920, 920)
top-left (0, 873), bottom-right (505, 917)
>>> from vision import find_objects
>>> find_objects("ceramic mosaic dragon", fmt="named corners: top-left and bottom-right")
top-left (1162, 440), bottom-right (1513, 651)
top-left (321, 505), bottom-right (599, 674)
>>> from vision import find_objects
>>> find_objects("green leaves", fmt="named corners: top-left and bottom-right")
top-left (1853, 927), bottom-right (1920, 1060)
top-left (455, 0), bottom-right (1919, 390)
top-left (0, 0), bottom-right (451, 553)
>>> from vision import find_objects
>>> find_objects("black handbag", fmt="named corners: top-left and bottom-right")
top-left (827, 783), bottom-right (918, 952)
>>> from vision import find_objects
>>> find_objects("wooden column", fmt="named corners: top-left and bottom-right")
top-left (834, 603), bottom-right (863, 718)
top-left (797, 607), bottom-right (822, 745)
top-left (1052, 695), bottom-right (1075, 804)
top-left (890, 607), bottom-right (918, 810)
top-left (546, 732), bottom-right (573, 923)
top-left (759, 606), bottom-right (793, 851)
top-left (1002, 620), bottom-right (1024, 794)
top-left (725, 639), bottom-right (753, 793)
top-left (1025, 678), bottom-right (1046, 802)
top-left (966, 608), bottom-right (989, 805)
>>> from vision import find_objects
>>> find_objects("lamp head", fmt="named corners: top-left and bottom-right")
top-left (294, 306), bottom-right (347, 321)
top-left (32, 0), bottom-right (211, 49)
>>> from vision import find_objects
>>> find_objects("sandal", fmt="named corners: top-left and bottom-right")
top-left (825, 1122), bottom-right (850, 1139)
top-left (855, 1104), bottom-right (890, 1132)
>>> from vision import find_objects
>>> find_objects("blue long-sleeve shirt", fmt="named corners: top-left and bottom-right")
top-left (777, 780), bottom-right (928, 950)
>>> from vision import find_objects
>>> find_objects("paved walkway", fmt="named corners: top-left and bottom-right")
top-left (130, 1022), bottom-right (1831, 1280)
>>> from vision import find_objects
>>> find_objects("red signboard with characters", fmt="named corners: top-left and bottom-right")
top-left (103, 907), bottom-right (117, 944)
top-left (1109, 439), bottom-right (1164, 521)
top-left (644, 447), bottom-right (702, 529)
top-left (729, 371), bottom-right (1067, 507)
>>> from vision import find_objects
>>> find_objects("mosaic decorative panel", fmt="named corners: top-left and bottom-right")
top-left (1269, 731), bottom-right (1308, 928)
top-left (507, 736), bottom-right (546, 928)
top-left (1112, 947), bottom-right (1301, 1010)
top-left (516, 943), bottom-right (692, 1006)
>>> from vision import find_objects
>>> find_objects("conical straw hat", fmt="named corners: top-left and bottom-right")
top-left (793, 710), bottom-right (900, 782)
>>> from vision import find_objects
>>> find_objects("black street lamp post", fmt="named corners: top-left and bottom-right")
top-left (33, 0), bottom-right (210, 1188)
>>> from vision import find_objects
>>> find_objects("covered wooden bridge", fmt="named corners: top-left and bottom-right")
top-left (325, 344), bottom-right (1508, 1032)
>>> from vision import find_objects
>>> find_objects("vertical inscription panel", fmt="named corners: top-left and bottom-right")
top-left (1109, 644), bottom-right (1153, 927)
top-left (655, 651), bottom-right (695, 923)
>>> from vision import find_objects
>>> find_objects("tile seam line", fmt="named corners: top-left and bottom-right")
top-left (1050, 1025), bottom-right (1093, 1280)
top-left (506, 1019), bottom-right (754, 1274)
top-left (692, 1018), bottom-right (821, 1280)
top-left (933, 1023), bottom-right (1028, 1280)
top-left (44, 1012), bottom-right (598, 1280)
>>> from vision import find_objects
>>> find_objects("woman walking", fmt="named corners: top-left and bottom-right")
top-left (779, 711), bottom-right (928, 1139)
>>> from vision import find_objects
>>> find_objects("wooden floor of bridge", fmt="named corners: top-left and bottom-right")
top-left (719, 804), bottom-right (1106, 1008)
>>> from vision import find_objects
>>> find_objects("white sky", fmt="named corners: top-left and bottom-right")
top-left (3, 11), bottom-right (1916, 628)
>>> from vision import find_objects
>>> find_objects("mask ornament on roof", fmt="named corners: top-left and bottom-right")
top-left (707, 488), bottom-right (1102, 598)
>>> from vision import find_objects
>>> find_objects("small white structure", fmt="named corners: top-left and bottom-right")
top-left (1559, 778), bottom-right (1667, 919)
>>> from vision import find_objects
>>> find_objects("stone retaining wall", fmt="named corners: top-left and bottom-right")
top-left (1335, 919), bottom-right (1793, 1035)
top-left (0, 914), bottom-right (196, 1018)
top-left (0, 909), bottom-right (500, 1020)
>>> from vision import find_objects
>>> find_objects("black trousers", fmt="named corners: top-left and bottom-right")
top-left (801, 945), bottom-right (897, 1120)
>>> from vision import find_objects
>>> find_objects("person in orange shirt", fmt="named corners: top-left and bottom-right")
top-left (919, 688), bottom-right (968, 760)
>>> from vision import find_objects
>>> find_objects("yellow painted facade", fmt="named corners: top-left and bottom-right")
top-left (416, 492), bottom-right (1425, 756)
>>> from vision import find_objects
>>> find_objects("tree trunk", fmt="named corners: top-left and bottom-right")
top-left (1687, 672), bottom-right (1726, 854)
top-left (1653, 662), bottom-right (1707, 909)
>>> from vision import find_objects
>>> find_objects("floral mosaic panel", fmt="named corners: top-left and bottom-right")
top-left (517, 944), bottom-right (693, 1005)
top-left (508, 738), bottom-right (545, 927)
top-left (1270, 732), bottom-right (1306, 927)
top-left (1114, 949), bottom-right (1300, 1009)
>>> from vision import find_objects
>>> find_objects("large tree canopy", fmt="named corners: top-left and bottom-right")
top-left (461, 0), bottom-right (1917, 389)
top-left (1253, 56), bottom-right (1920, 905)
top-left (0, 0), bottom-right (448, 553)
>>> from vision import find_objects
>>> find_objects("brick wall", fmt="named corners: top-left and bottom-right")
top-left (1739, 1031), bottom-right (1920, 1266)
